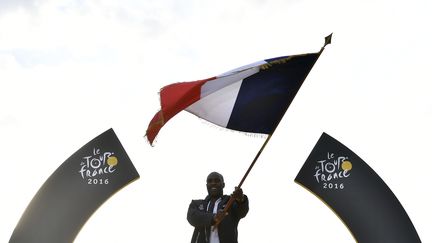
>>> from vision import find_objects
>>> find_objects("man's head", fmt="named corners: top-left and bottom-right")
top-left (206, 172), bottom-right (225, 199)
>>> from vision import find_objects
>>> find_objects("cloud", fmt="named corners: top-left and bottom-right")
top-left (0, 53), bottom-right (20, 69)
top-left (0, 0), bottom-right (39, 14)
top-left (0, 49), bottom-right (72, 67)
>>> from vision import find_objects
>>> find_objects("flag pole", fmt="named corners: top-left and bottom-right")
top-left (213, 33), bottom-right (332, 229)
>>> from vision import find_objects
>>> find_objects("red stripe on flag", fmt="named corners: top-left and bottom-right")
top-left (146, 77), bottom-right (216, 144)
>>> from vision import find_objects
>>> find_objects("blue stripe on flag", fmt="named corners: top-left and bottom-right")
top-left (226, 53), bottom-right (319, 134)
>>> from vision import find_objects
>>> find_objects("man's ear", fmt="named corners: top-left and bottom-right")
top-left (222, 182), bottom-right (225, 188)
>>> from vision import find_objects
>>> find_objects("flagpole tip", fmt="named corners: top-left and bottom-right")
top-left (324, 33), bottom-right (333, 47)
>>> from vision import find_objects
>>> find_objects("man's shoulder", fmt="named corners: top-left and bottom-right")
top-left (190, 199), bottom-right (206, 203)
top-left (189, 199), bottom-right (207, 211)
top-left (190, 198), bottom-right (208, 206)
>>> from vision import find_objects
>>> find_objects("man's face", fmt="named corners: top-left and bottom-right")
top-left (206, 173), bottom-right (224, 198)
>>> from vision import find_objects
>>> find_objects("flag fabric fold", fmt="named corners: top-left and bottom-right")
top-left (10, 128), bottom-right (140, 243)
top-left (295, 133), bottom-right (421, 243)
top-left (146, 52), bottom-right (321, 145)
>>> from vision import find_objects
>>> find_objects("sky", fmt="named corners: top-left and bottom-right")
top-left (1, 0), bottom-right (431, 242)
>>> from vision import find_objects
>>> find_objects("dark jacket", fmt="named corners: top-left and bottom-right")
top-left (187, 194), bottom-right (249, 243)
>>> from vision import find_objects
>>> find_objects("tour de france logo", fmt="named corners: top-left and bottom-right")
top-left (78, 148), bottom-right (118, 185)
top-left (313, 152), bottom-right (353, 190)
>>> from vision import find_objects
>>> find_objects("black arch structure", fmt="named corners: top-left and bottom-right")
top-left (295, 133), bottom-right (421, 243)
top-left (10, 128), bottom-right (140, 243)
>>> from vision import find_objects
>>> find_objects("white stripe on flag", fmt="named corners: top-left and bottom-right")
top-left (200, 61), bottom-right (264, 98)
top-left (186, 79), bottom-right (243, 128)
top-left (218, 60), bottom-right (267, 77)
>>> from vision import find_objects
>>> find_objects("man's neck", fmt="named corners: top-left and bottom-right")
top-left (210, 195), bottom-right (222, 202)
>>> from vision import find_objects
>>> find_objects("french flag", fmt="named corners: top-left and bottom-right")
top-left (146, 52), bottom-right (321, 145)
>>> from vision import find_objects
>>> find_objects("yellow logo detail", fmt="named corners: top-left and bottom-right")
top-left (107, 156), bottom-right (118, 167)
top-left (341, 160), bottom-right (352, 171)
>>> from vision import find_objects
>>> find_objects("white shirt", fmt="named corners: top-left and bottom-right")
top-left (208, 198), bottom-right (222, 243)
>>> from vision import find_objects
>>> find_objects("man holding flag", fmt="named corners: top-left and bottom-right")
top-left (187, 172), bottom-right (249, 243)
top-left (148, 35), bottom-right (332, 241)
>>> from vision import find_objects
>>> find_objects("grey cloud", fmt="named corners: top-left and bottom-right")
top-left (0, 0), bottom-right (39, 14)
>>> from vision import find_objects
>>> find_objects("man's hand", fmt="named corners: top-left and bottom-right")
top-left (231, 187), bottom-right (245, 203)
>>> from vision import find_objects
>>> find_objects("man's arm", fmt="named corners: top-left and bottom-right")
top-left (187, 200), bottom-right (214, 227)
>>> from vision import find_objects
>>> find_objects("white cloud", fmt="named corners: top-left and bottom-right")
top-left (0, 0), bottom-right (39, 14)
